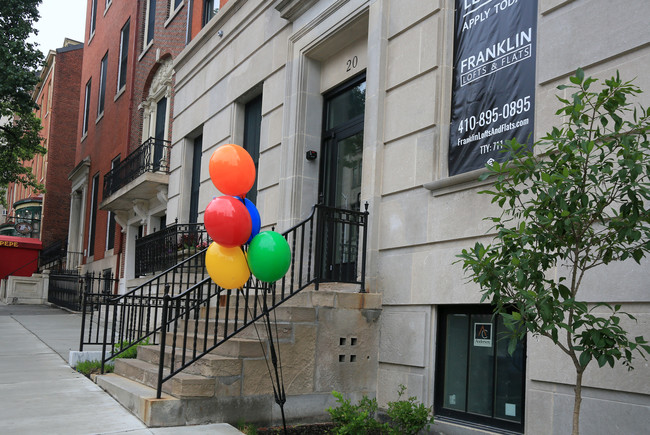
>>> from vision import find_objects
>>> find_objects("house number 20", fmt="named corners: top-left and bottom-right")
top-left (346, 56), bottom-right (359, 72)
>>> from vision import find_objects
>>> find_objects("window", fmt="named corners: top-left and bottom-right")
top-left (98, 53), bottom-right (108, 116)
top-left (435, 305), bottom-right (526, 433)
top-left (203, 0), bottom-right (218, 27)
top-left (88, 173), bottom-right (100, 257)
top-left (173, 0), bottom-right (183, 9)
top-left (145, 0), bottom-right (156, 46)
top-left (106, 157), bottom-right (120, 250)
top-left (243, 95), bottom-right (262, 205)
top-left (82, 79), bottom-right (92, 135)
top-left (188, 135), bottom-right (202, 224)
top-left (117, 20), bottom-right (130, 92)
top-left (90, 0), bottom-right (98, 36)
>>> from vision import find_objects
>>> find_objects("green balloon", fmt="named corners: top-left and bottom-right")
top-left (247, 231), bottom-right (291, 282)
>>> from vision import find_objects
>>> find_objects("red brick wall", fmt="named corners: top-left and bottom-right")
top-left (189, 0), bottom-right (230, 41)
top-left (75, 0), bottom-right (139, 260)
top-left (130, 0), bottom-right (190, 155)
top-left (41, 45), bottom-right (84, 248)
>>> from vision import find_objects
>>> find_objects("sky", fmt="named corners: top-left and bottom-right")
top-left (28, 0), bottom-right (88, 57)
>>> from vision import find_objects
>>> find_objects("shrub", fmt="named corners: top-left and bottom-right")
top-left (385, 385), bottom-right (434, 435)
top-left (327, 386), bottom-right (433, 435)
top-left (327, 390), bottom-right (387, 434)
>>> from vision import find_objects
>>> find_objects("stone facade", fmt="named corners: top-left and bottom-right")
top-left (169, 0), bottom-right (650, 433)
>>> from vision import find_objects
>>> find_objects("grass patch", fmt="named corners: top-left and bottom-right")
top-left (112, 338), bottom-right (151, 359)
top-left (75, 360), bottom-right (114, 377)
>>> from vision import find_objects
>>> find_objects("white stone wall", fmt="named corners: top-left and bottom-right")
top-left (171, 0), bottom-right (650, 432)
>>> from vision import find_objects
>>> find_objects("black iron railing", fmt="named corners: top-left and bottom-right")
top-left (315, 203), bottom-right (369, 290)
top-left (135, 222), bottom-right (208, 276)
top-left (78, 203), bottom-right (369, 396)
top-left (39, 239), bottom-right (84, 273)
top-left (103, 137), bottom-right (171, 198)
top-left (49, 271), bottom-right (117, 312)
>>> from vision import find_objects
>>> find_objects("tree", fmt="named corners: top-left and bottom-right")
top-left (0, 0), bottom-right (45, 207)
top-left (458, 69), bottom-right (650, 435)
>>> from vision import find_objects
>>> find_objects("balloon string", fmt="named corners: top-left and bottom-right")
top-left (240, 245), bottom-right (252, 274)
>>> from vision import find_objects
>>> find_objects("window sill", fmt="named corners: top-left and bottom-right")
top-left (139, 41), bottom-right (153, 61)
top-left (81, 132), bottom-right (88, 143)
top-left (423, 168), bottom-right (491, 197)
top-left (88, 31), bottom-right (95, 46)
top-left (164, 1), bottom-right (184, 28)
top-left (95, 112), bottom-right (104, 125)
top-left (114, 86), bottom-right (126, 102)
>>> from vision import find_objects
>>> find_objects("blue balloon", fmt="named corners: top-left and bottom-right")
top-left (239, 197), bottom-right (261, 243)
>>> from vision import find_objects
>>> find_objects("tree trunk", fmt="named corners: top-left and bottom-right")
top-left (572, 369), bottom-right (583, 435)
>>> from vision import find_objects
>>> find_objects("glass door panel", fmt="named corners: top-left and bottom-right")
top-left (467, 314), bottom-right (495, 416)
top-left (443, 314), bottom-right (469, 411)
top-left (494, 316), bottom-right (525, 423)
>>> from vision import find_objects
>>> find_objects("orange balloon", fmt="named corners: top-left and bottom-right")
top-left (209, 144), bottom-right (256, 197)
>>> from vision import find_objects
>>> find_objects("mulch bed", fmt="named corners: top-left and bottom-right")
top-left (254, 423), bottom-right (337, 434)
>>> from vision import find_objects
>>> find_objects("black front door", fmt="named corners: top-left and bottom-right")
top-left (320, 75), bottom-right (365, 281)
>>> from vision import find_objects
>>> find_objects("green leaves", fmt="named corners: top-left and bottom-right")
top-left (0, 0), bottom-right (46, 206)
top-left (460, 68), bottom-right (650, 392)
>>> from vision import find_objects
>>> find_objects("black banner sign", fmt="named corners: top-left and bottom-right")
top-left (449, 0), bottom-right (538, 176)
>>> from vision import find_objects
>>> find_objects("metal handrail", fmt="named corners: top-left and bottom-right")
top-left (79, 246), bottom-right (209, 370)
top-left (103, 137), bottom-right (171, 198)
top-left (154, 205), bottom-right (321, 397)
top-left (78, 203), bottom-right (370, 397)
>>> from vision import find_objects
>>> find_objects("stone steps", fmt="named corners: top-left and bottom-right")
top-left (94, 288), bottom-right (381, 428)
top-left (113, 357), bottom-right (215, 398)
top-left (95, 373), bottom-right (184, 427)
top-left (162, 332), bottom-right (267, 358)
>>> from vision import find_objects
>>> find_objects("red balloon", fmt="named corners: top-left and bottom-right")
top-left (204, 196), bottom-right (252, 248)
top-left (209, 144), bottom-right (256, 197)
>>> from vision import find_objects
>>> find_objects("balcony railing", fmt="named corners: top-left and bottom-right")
top-left (103, 137), bottom-right (171, 198)
top-left (135, 222), bottom-right (209, 276)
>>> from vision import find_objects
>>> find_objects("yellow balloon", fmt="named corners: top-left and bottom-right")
top-left (205, 242), bottom-right (250, 289)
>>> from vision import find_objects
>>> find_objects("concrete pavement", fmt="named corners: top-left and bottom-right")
top-left (0, 302), bottom-right (243, 435)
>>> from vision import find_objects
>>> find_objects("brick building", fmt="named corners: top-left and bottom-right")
top-left (69, 0), bottom-right (227, 286)
top-left (2, 39), bottom-right (83, 249)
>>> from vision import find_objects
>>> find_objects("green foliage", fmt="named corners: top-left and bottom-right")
top-left (328, 390), bottom-right (387, 434)
top-left (236, 420), bottom-right (258, 435)
top-left (112, 338), bottom-right (151, 359)
top-left (75, 360), bottom-right (114, 377)
top-left (459, 69), bottom-right (650, 433)
top-left (328, 386), bottom-right (433, 435)
top-left (385, 385), bottom-right (433, 435)
top-left (0, 0), bottom-right (46, 206)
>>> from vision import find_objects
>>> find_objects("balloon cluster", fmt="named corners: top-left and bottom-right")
top-left (204, 144), bottom-right (291, 289)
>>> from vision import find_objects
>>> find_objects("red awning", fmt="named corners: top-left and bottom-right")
top-left (0, 235), bottom-right (42, 249)
top-left (0, 236), bottom-right (42, 279)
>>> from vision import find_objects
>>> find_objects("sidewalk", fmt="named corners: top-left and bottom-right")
top-left (0, 302), bottom-right (243, 435)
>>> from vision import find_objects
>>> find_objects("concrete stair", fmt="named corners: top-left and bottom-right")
top-left (95, 288), bottom-right (382, 428)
